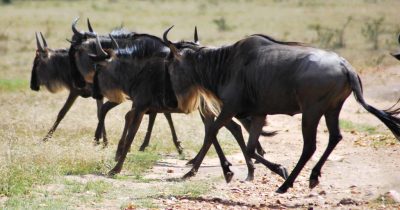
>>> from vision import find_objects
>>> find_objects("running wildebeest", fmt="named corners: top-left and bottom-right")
top-left (88, 33), bottom-right (285, 182)
top-left (30, 32), bottom-right (108, 142)
top-left (162, 26), bottom-right (400, 193)
top-left (67, 18), bottom-right (184, 153)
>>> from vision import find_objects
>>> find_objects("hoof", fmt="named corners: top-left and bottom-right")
top-left (245, 174), bottom-right (254, 182)
top-left (278, 166), bottom-right (289, 180)
top-left (138, 146), bottom-right (146, 152)
top-left (182, 170), bottom-right (196, 180)
top-left (276, 186), bottom-right (288, 194)
top-left (224, 171), bottom-right (234, 183)
top-left (309, 178), bottom-right (319, 189)
top-left (93, 138), bottom-right (101, 145)
top-left (185, 158), bottom-right (196, 165)
top-left (102, 141), bottom-right (108, 148)
top-left (177, 146), bottom-right (184, 155)
top-left (107, 169), bottom-right (119, 177)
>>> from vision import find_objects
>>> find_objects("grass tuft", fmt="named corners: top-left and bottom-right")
top-left (0, 79), bottom-right (28, 92)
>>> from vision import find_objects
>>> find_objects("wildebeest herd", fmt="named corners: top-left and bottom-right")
top-left (31, 18), bottom-right (400, 193)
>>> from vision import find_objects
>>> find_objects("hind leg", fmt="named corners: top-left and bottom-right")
top-left (164, 113), bottom-right (183, 154)
top-left (276, 109), bottom-right (323, 193)
top-left (246, 116), bottom-right (288, 181)
top-left (139, 113), bottom-right (157, 152)
top-left (309, 102), bottom-right (344, 189)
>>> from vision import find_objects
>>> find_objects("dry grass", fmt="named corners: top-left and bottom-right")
top-left (0, 0), bottom-right (399, 208)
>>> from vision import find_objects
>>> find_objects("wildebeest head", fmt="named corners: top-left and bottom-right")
top-left (68, 18), bottom-right (98, 88)
top-left (31, 32), bottom-right (71, 93)
top-left (163, 26), bottom-right (221, 114)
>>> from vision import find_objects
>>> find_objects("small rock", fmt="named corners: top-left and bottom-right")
top-left (167, 169), bottom-right (174, 173)
top-left (318, 190), bottom-right (326, 195)
top-left (338, 198), bottom-right (357, 205)
top-left (386, 190), bottom-right (400, 203)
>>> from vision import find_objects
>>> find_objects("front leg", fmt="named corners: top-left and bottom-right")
top-left (183, 110), bottom-right (235, 182)
top-left (43, 91), bottom-right (79, 141)
top-left (94, 101), bottom-right (119, 145)
top-left (109, 107), bottom-right (146, 176)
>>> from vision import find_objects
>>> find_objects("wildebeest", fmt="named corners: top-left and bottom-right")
top-left (88, 33), bottom-right (286, 182)
top-left (30, 32), bottom-right (108, 142)
top-left (67, 18), bottom-right (184, 153)
top-left (163, 26), bottom-right (400, 193)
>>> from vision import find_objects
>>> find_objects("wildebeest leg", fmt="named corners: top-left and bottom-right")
top-left (43, 90), bottom-right (79, 141)
top-left (164, 113), bottom-right (183, 154)
top-left (94, 101), bottom-right (119, 145)
top-left (276, 110), bottom-right (323, 194)
top-left (203, 115), bottom-right (234, 183)
top-left (138, 113), bottom-right (157, 152)
top-left (223, 120), bottom-right (255, 181)
top-left (115, 109), bottom-right (134, 161)
top-left (186, 113), bottom-right (232, 166)
top-left (237, 117), bottom-right (268, 160)
top-left (245, 116), bottom-right (288, 180)
top-left (309, 102), bottom-right (344, 189)
top-left (183, 110), bottom-right (235, 183)
top-left (109, 107), bottom-right (145, 176)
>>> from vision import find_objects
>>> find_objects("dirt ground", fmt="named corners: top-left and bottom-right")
top-left (149, 66), bottom-right (400, 209)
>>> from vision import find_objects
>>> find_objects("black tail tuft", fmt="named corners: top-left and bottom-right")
top-left (344, 60), bottom-right (400, 141)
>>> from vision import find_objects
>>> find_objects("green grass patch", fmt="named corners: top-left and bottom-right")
top-left (4, 195), bottom-right (68, 210)
top-left (0, 164), bottom-right (56, 197)
top-left (0, 79), bottom-right (28, 92)
top-left (123, 151), bottom-right (160, 179)
top-left (339, 119), bottom-right (378, 134)
top-left (64, 179), bottom-right (111, 199)
top-left (168, 181), bottom-right (210, 198)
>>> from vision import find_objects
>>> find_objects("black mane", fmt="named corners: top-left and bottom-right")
top-left (251, 34), bottom-right (306, 46)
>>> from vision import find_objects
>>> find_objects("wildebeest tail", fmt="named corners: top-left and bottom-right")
top-left (92, 69), bottom-right (103, 100)
top-left (342, 59), bottom-right (400, 141)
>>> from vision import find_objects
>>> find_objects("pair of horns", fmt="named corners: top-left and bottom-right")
top-left (163, 26), bottom-right (199, 44)
top-left (72, 17), bottom-right (96, 38)
top-left (163, 26), bottom-right (199, 56)
top-left (35, 32), bottom-right (47, 52)
top-left (94, 34), bottom-right (119, 57)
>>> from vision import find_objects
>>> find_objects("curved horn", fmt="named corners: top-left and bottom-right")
top-left (35, 32), bottom-right (44, 52)
top-left (39, 32), bottom-right (47, 49)
top-left (87, 18), bottom-right (94, 33)
top-left (194, 26), bottom-right (199, 43)
top-left (109, 34), bottom-right (119, 49)
top-left (72, 17), bottom-right (84, 36)
top-left (163, 25), bottom-right (174, 45)
top-left (95, 36), bottom-right (108, 57)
